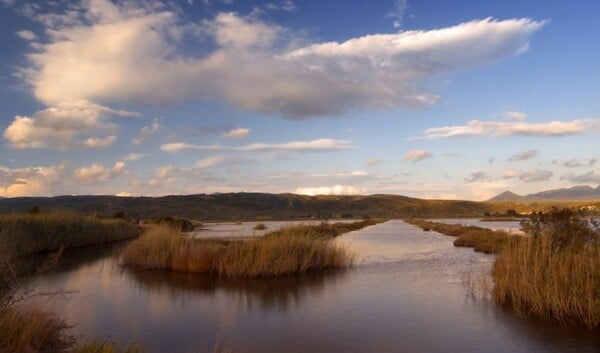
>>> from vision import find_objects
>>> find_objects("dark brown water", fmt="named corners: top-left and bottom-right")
top-left (27, 221), bottom-right (599, 353)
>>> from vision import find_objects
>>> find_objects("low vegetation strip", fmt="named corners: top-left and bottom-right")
top-left (120, 220), bottom-right (379, 277)
top-left (0, 211), bottom-right (139, 258)
top-left (403, 219), bottom-right (512, 254)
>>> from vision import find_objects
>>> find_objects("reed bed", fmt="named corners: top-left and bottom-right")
top-left (0, 211), bottom-right (139, 258)
top-left (404, 219), bottom-right (511, 254)
top-left (493, 236), bottom-right (599, 328)
top-left (407, 209), bottom-right (599, 329)
top-left (493, 208), bottom-right (599, 329)
top-left (0, 307), bottom-right (74, 353)
top-left (120, 220), bottom-right (378, 277)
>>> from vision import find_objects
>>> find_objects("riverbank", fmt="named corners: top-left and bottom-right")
top-left (121, 220), bottom-right (379, 277)
top-left (0, 211), bottom-right (139, 258)
top-left (403, 219), bottom-right (512, 254)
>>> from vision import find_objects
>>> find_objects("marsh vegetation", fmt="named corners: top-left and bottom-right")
top-left (120, 220), bottom-right (378, 277)
top-left (408, 208), bottom-right (599, 329)
top-left (0, 211), bottom-right (139, 258)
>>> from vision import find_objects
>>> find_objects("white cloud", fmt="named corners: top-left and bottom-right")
top-left (161, 138), bottom-right (353, 152)
top-left (16, 29), bottom-right (37, 41)
top-left (74, 161), bottom-right (126, 182)
top-left (404, 149), bottom-right (432, 162)
top-left (83, 135), bottom-right (116, 148)
top-left (466, 168), bottom-right (552, 183)
top-left (19, 0), bottom-right (545, 118)
top-left (506, 111), bottom-right (527, 120)
top-left (509, 149), bottom-right (537, 161)
top-left (419, 119), bottom-right (596, 139)
top-left (194, 155), bottom-right (238, 168)
top-left (124, 153), bottom-right (147, 161)
top-left (519, 169), bottom-right (552, 183)
top-left (295, 184), bottom-right (360, 196)
top-left (0, 164), bottom-right (66, 197)
top-left (3, 100), bottom-right (138, 149)
top-left (366, 158), bottom-right (381, 166)
top-left (222, 128), bottom-right (250, 138)
top-left (116, 191), bottom-right (131, 197)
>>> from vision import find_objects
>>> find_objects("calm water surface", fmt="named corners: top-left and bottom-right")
top-left (430, 218), bottom-right (524, 234)
top-left (28, 220), bottom-right (598, 353)
top-left (189, 219), bottom-right (358, 239)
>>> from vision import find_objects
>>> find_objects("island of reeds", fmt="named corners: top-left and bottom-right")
top-left (406, 208), bottom-right (599, 329)
top-left (120, 219), bottom-right (379, 277)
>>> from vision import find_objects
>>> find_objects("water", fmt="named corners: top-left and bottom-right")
top-left (188, 220), bottom-right (359, 239)
top-left (430, 218), bottom-right (524, 234)
top-left (27, 220), bottom-right (598, 353)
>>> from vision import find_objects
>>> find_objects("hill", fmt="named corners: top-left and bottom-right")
top-left (0, 193), bottom-right (503, 220)
top-left (488, 185), bottom-right (600, 203)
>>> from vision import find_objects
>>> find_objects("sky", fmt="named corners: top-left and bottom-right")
top-left (0, 0), bottom-right (599, 200)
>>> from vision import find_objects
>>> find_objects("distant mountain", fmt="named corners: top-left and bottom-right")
top-left (488, 185), bottom-right (600, 202)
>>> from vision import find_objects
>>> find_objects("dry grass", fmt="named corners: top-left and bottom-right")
top-left (0, 307), bottom-right (74, 353)
top-left (120, 220), bottom-right (379, 277)
top-left (404, 219), bottom-right (512, 254)
top-left (494, 236), bottom-right (599, 328)
top-left (75, 341), bottom-right (143, 353)
top-left (493, 208), bottom-right (599, 329)
top-left (0, 211), bottom-right (139, 258)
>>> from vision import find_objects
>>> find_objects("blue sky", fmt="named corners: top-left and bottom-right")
top-left (1, 0), bottom-right (599, 200)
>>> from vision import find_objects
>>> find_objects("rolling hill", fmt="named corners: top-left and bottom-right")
top-left (0, 193), bottom-right (501, 220)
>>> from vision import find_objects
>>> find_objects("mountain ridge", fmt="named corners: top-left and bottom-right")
top-left (488, 185), bottom-right (600, 202)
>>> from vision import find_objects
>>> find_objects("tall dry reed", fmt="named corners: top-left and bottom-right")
top-left (120, 221), bottom-right (364, 277)
top-left (493, 229), bottom-right (599, 328)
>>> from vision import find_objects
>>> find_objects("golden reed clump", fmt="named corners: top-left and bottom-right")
top-left (120, 221), bottom-right (369, 277)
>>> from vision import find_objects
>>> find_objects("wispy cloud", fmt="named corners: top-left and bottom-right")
top-left (124, 153), bottom-right (147, 161)
top-left (465, 168), bottom-right (552, 183)
top-left (509, 149), bottom-right (537, 161)
top-left (222, 128), bottom-right (250, 139)
top-left (565, 170), bottom-right (600, 183)
top-left (131, 118), bottom-right (160, 145)
top-left (561, 158), bottom-right (597, 168)
top-left (519, 169), bottom-right (553, 183)
top-left (161, 139), bottom-right (353, 152)
top-left (417, 119), bottom-right (597, 139)
top-left (505, 111), bottom-right (527, 120)
top-left (404, 149), bottom-right (432, 162)
top-left (386, 0), bottom-right (408, 29)
top-left (194, 155), bottom-right (242, 168)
